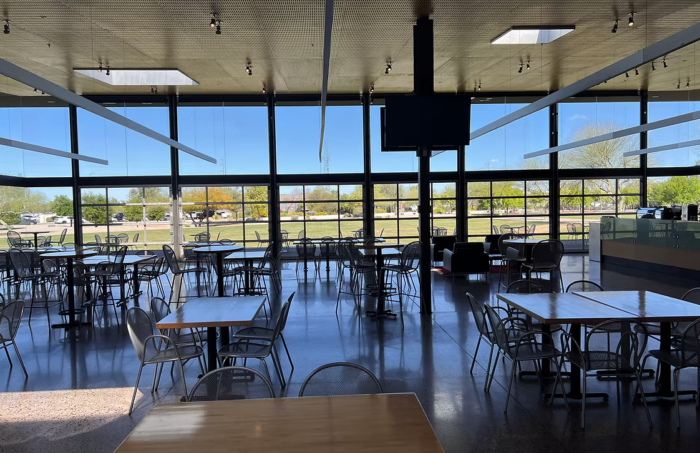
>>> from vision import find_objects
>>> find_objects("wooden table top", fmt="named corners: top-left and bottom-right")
top-left (41, 247), bottom-right (100, 259)
top-left (156, 296), bottom-right (266, 329)
top-left (573, 290), bottom-right (700, 322)
top-left (82, 255), bottom-right (156, 265)
top-left (193, 245), bottom-right (244, 254)
top-left (224, 250), bottom-right (267, 260)
top-left (496, 293), bottom-right (639, 325)
top-left (360, 248), bottom-right (402, 257)
top-left (115, 393), bottom-right (444, 453)
top-left (355, 242), bottom-right (402, 250)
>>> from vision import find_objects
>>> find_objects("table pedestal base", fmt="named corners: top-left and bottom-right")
top-left (635, 389), bottom-right (697, 400)
top-left (51, 321), bottom-right (91, 329)
top-left (547, 391), bottom-right (609, 401)
top-left (366, 309), bottom-right (397, 320)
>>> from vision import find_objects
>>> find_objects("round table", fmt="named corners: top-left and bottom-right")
top-left (503, 238), bottom-right (541, 260)
top-left (22, 231), bottom-right (50, 249)
top-left (42, 247), bottom-right (99, 330)
top-left (193, 245), bottom-right (243, 297)
top-left (354, 242), bottom-right (403, 320)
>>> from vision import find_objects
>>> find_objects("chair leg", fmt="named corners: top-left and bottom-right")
top-left (259, 358), bottom-right (275, 397)
top-left (582, 372), bottom-right (587, 429)
top-left (177, 359), bottom-right (188, 402)
top-left (280, 333), bottom-right (294, 371)
top-left (483, 343), bottom-right (495, 391)
top-left (674, 368), bottom-right (681, 429)
top-left (635, 368), bottom-right (653, 429)
top-left (129, 364), bottom-right (144, 415)
top-left (470, 336), bottom-right (482, 375)
top-left (504, 358), bottom-right (517, 413)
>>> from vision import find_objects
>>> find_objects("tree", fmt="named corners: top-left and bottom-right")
top-left (81, 192), bottom-right (108, 224)
top-left (124, 188), bottom-right (144, 222)
top-left (51, 195), bottom-right (73, 217)
top-left (0, 187), bottom-right (47, 225)
top-left (648, 176), bottom-right (700, 206)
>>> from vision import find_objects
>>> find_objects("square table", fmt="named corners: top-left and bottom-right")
top-left (82, 254), bottom-right (156, 304)
top-left (573, 290), bottom-right (700, 398)
top-left (114, 393), bottom-right (444, 453)
top-left (225, 249), bottom-right (267, 294)
top-left (497, 292), bottom-right (642, 399)
top-left (156, 296), bottom-right (266, 371)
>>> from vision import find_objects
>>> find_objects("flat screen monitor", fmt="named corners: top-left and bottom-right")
top-left (381, 95), bottom-right (470, 151)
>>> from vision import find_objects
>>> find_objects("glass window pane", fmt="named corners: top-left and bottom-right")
top-left (340, 220), bottom-right (363, 238)
top-left (399, 184), bottom-right (418, 199)
top-left (375, 219), bottom-right (397, 238)
top-left (467, 182), bottom-right (491, 198)
top-left (305, 185), bottom-right (337, 201)
top-left (0, 187), bottom-right (74, 248)
top-left (339, 185), bottom-right (363, 200)
top-left (78, 104), bottom-right (171, 176)
top-left (648, 95), bottom-right (700, 168)
top-left (468, 218), bottom-right (493, 236)
top-left (467, 199), bottom-right (491, 216)
top-left (374, 184), bottom-right (398, 200)
top-left (430, 150), bottom-right (457, 171)
top-left (527, 181), bottom-right (549, 196)
top-left (527, 198), bottom-right (549, 215)
top-left (648, 176), bottom-right (700, 206)
top-left (276, 105), bottom-right (363, 174)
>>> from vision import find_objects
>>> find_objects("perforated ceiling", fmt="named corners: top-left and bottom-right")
top-left (0, 0), bottom-right (699, 96)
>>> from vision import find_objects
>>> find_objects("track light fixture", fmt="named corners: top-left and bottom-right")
top-left (518, 63), bottom-right (523, 74)
top-left (385, 62), bottom-right (392, 75)
top-left (216, 24), bottom-right (221, 35)
top-left (663, 57), bottom-right (668, 68)
top-left (33, 88), bottom-right (37, 93)
top-left (612, 19), bottom-right (618, 33)
top-left (210, 13), bottom-right (218, 28)
top-left (262, 84), bottom-right (267, 94)
top-left (635, 68), bottom-right (639, 76)
top-left (526, 60), bottom-right (530, 70)
top-left (3, 20), bottom-right (9, 35)
top-left (106, 66), bottom-right (110, 76)
top-left (478, 83), bottom-right (481, 91)
top-left (628, 12), bottom-right (634, 27)
top-left (677, 81), bottom-right (681, 90)
top-left (474, 84), bottom-right (477, 92)
top-left (652, 61), bottom-right (656, 71)
top-left (245, 63), bottom-right (252, 76)
top-left (625, 72), bottom-right (629, 78)
top-left (98, 63), bottom-right (102, 73)
top-left (370, 84), bottom-right (375, 94)
top-left (150, 86), bottom-right (157, 94)
top-left (687, 79), bottom-right (690, 88)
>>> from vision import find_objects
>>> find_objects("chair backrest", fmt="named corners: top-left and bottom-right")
top-left (404, 241), bottom-right (421, 269)
top-left (133, 233), bottom-right (140, 243)
top-left (566, 223), bottom-right (576, 234)
top-left (681, 287), bottom-right (700, 305)
top-left (189, 366), bottom-right (274, 401)
top-left (162, 245), bottom-right (182, 274)
top-left (259, 243), bottom-right (274, 269)
top-left (320, 237), bottom-right (337, 256)
top-left (95, 234), bottom-right (102, 244)
top-left (506, 279), bottom-right (546, 294)
top-left (278, 292), bottom-right (296, 332)
top-left (270, 300), bottom-right (292, 341)
top-left (117, 233), bottom-right (129, 243)
top-left (528, 224), bottom-right (536, 234)
top-left (484, 304), bottom-right (512, 353)
top-left (0, 300), bottom-right (24, 341)
top-left (295, 240), bottom-right (316, 258)
top-left (500, 225), bottom-right (512, 234)
top-left (59, 228), bottom-right (67, 243)
top-left (492, 225), bottom-right (499, 235)
top-left (566, 280), bottom-right (604, 293)
top-left (497, 233), bottom-right (518, 256)
top-left (378, 228), bottom-right (384, 237)
top-left (676, 318), bottom-right (700, 368)
top-left (585, 320), bottom-right (648, 370)
top-left (298, 362), bottom-right (383, 397)
top-left (112, 246), bottom-right (128, 269)
top-left (466, 293), bottom-right (490, 337)
top-left (42, 259), bottom-right (58, 275)
top-left (150, 297), bottom-right (171, 324)
top-left (530, 240), bottom-right (564, 269)
top-left (126, 307), bottom-right (157, 362)
top-left (338, 241), bottom-right (353, 267)
top-left (9, 249), bottom-right (32, 278)
top-left (298, 230), bottom-right (306, 239)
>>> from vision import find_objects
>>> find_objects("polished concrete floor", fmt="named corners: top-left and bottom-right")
top-left (1, 255), bottom-right (700, 452)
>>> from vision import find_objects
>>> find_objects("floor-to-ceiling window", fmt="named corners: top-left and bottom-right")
top-left (648, 92), bottom-right (700, 168)
top-left (80, 187), bottom-right (172, 250)
top-left (559, 178), bottom-right (640, 251)
top-left (0, 97), bottom-right (72, 178)
top-left (465, 180), bottom-right (550, 242)
top-left (373, 183), bottom-right (419, 244)
top-left (179, 186), bottom-right (269, 246)
top-left (279, 184), bottom-right (363, 241)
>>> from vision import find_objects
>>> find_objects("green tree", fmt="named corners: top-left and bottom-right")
top-left (81, 192), bottom-right (108, 224)
top-left (124, 188), bottom-right (144, 222)
top-left (648, 176), bottom-right (700, 206)
top-left (51, 195), bottom-right (73, 217)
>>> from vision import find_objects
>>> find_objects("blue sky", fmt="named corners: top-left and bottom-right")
top-left (1, 100), bottom-right (699, 193)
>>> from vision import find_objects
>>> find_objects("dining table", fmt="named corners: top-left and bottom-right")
top-left (497, 290), bottom-right (700, 401)
top-left (114, 393), bottom-right (445, 453)
top-left (356, 243), bottom-right (403, 320)
top-left (155, 296), bottom-right (267, 372)
top-left (224, 249), bottom-right (267, 294)
top-left (41, 247), bottom-right (100, 330)
top-left (193, 245), bottom-right (243, 297)
top-left (22, 230), bottom-right (50, 249)
top-left (82, 254), bottom-right (157, 304)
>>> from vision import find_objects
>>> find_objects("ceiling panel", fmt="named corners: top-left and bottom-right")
top-left (0, 0), bottom-right (697, 96)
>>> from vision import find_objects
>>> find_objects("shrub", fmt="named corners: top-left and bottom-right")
top-left (315, 211), bottom-right (327, 216)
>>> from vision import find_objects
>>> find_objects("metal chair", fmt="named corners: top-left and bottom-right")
top-left (233, 292), bottom-right (295, 371)
top-left (558, 320), bottom-right (653, 429)
top-left (521, 239), bottom-right (565, 292)
top-left (298, 362), bottom-right (382, 397)
top-left (382, 241), bottom-right (421, 327)
top-left (188, 366), bottom-right (275, 401)
top-left (280, 230), bottom-right (289, 251)
top-left (527, 224), bottom-right (536, 235)
top-left (295, 239), bottom-right (317, 274)
top-left (336, 241), bottom-right (375, 314)
top-left (0, 301), bottom-right (27, 377)
top-left (484, 304), bottom-right (568, 413)
top-left (9, 249), bottom-right (59, 326)
top-left (499, 224), bottom-right (513, 234)
top-left (297, 230), bottom-right (306, 240)
top-left (641, 318), bottom-right (700, 429)
top-left (255, 231), bottom-right (264, 248)
top-left (492, 225), bottom-right (499, 235)
top-left (126, 307), bottom-right (204, 415)
top-left (7, 231), bottom-right (31, 248)
top-left (137, 257), bottom-right (166, 299)
top-left (497, 233), bottom-right (523, 291)
top-left (92, 246), bottom-right (130, 307)
top-left (47, 228), bottom-right (68, 246)
top-left (217, 300), bottom-right (289, 388)
top-left (466, 293), bottom-right (513, 390)
top-left (130, 233), bottom-right (139, 251)
top-left (163, 245), bottom-right (208, 303)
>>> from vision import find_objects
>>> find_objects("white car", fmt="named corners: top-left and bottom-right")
top-left (216, 210), bottom-right (232, 219)
top-left (54, 216), bottom-right (72, 224)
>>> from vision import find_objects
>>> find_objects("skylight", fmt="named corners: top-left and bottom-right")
top-left (491, 26), bottom-right (575, 45)
top-left (73, 69), bottom-right (198, 86)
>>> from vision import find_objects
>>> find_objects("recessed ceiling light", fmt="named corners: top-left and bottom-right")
top-left (491, 26), bottom-right (575, 45)
top-left (73, 68), bottom-right (198, 86)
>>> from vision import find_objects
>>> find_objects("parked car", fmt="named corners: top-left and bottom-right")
top-left (54, 216), bottom-right (72, 224)
top-left (216, 210), bottom-right (232, 219)
top-left (112, 212), bottom-right (124, 221)
top-left (20, 214), bottom-right (39, 224)
top-left (163, 213), bottom-right (171, 221)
